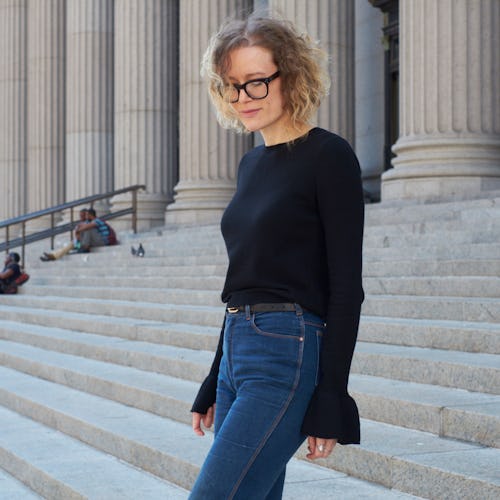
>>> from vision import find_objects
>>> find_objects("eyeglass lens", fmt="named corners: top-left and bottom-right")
top-left (226, 81), bottom-right (268, 103)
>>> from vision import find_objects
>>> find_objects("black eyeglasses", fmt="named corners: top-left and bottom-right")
top-left (221, 71), bottom-right (280, 103)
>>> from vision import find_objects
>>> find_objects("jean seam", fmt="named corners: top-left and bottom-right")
top-left (228, 316), bottom-right (305, 499)
top-left (225, 315), bottom-right (236, 391)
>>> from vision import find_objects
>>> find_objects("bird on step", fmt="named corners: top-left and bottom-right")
top-left (131, 243), bottom-right (145, 257)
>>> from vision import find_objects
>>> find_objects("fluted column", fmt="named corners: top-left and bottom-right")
top-left (113, 0), bottom-right (178, 230)
top-left (165, 0), bottom-right (253, 225)
top-left (27, 0), bottom-right (66, 227)
top-left (66, 0), bottom-right (114, 214)
top-left (383, 0), bottom-right (500, 201)
top-left (0, 0), bottom-right (27, 220)
top-left (269, 0), bottom-right (355, 143)
top-left (355, 0), bottom-right (384, 201)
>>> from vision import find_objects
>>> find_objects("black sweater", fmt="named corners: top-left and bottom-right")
top-left (191, 127), bottom-right (364, 444)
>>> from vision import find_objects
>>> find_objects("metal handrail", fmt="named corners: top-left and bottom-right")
top-left (1, 185), bottom-right (145, 263)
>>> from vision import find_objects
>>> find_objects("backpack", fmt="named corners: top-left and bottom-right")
top-left (15, 272), bottom-right (30, 286)
top-left (105, 222), bottom-right (118, 245)
top-left (2, 272), bottom-right (29, 294)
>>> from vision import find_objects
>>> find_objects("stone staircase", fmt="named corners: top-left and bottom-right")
top-left (0, 196), bottom-right (499, 499)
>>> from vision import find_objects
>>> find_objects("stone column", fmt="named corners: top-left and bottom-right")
top-left (27, 0), bottom-right (66, 226)
top-left (66, 0), bottom-right (114, 215)
top-left (0, 0), bottom-right (27, 220)
top-left (269, 0), bottom-right (355, 144)
top-left (165, 0), bottom-right (253, 225)
top-left (113, 0), bottom-right (178, 230)
top-left (383, 0), bottom-right (500, 201)
top-left (355, 0), bottom-right (385, 201)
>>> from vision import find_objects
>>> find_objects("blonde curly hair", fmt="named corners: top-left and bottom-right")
top-left (201, 13), bottom-right (330, 133)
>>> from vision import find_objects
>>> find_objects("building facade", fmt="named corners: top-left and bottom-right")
top-left (0, 0), bottom-right (499, 229)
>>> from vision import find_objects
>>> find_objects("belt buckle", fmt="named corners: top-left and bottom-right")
top-left (227, 307), bottom-right (239, 313)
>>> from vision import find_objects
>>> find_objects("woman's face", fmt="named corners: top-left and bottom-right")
top-left (225, 46), bottom-right (291, 145)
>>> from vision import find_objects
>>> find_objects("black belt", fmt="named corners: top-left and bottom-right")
top-left (227, 303), bottom-right (299, 314)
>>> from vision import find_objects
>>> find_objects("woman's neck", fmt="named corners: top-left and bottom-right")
top-left (261, 121), bottom-right (313, 147)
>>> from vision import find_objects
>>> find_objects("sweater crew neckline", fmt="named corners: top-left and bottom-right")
top-left (264, 127), bottom-right (320, 150)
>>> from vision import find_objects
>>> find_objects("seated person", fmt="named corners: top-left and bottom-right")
top-left (0, 252), bottom-right (22, 294)
top-left (73, 208), bottom-right (116, 253)
top-left (40, 208), bottom-right (89, 261)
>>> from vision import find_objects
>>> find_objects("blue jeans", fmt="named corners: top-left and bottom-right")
top-left (190, 304), bottom-right (325, 500)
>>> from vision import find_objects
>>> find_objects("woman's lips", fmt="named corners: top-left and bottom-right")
top-left (240, 108), bottom-right (260, 118)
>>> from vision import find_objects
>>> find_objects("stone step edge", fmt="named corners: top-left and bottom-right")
top-left (0, 303), bottom-right (500, 338)
top-left (0, 342), bottom-right (497, 448)
top-left (1, 319), bottom-right (498, 381)
top-left (1, 320), bottom-right (499, 397)
top-left (0, 445), bottom-right (83, 500)
top-left (0, 372), bottom-right (497, 499)
top-left (0, 467), bottom-right (44, 500)
top-left (23, 277), bottom-right (500, 301)
top-left (1, 304), bottom-right (498, 357)
top-left (0, 406), bottom-right (190, 500)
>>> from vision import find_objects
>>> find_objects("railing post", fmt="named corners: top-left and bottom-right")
top-left (50, 212), bottom-right (55, 250)
top-left (70, 207), bottom-right (75, 241)
top-left (6, 226), bottom-right (10, 254)
top-left (132, 189), bottom-right (138, 234)
top-left (22, 222), bottom-right (26, 264)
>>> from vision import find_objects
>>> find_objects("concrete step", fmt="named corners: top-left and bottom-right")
top-left (7, 296), bottom-right (497, 360)
top-left (29, 257), bottom-right (500, 284)
top-left (0, 338), bottom-right (497, 448)
top-left (10, 287), bottom-right (500, 324)
top-left (0, 467), bottom-right (42, 499)
top-left (359, 316), bottom-right (500, 354)
top-left (364, 242), bottom-right (499, 261)
top-left (363, 259), bottom-right (500, 278)
top-left (0, 372), bottom-right (428, 500)
top-left (30, 262), bottom-right (228, 278)
top-left (24, 284), bottom-right (223, 307)
top-left (0, 295), bottom-right (225, 326)
top-left (0, 304), bottom-right (221, 351)
top-left (301, 419), bottom-right (500, 500)
top-left (43, 222), bottom-right (500, 255)
top-left (353, 342), bottom-right (500, 394)
top-left (350, 374), bottom-right (499, 448)
top-left (0, 367), bottom-right (496, 499)
top-left (27, 275), bottom-right (226, 291)
top-left (363, 217), bottom-right (500, 239)
top-left (26, 252), bottom-right (229, 270)
top-left (0, 325), bottom-right (213, 384)
top-left (24, 275), bottom-right (500, 299)
top-left (363, 294), bottom-right (500, 323)
top-left (0, 318), bottom-right (498, 396)
top-left (0, 406), bottom-right (189, 499)
top-left (363, 225), bottom-right (500, 248)
top-left (364, 195), bottom-right (500, 226)
top-left (364, 276), bottom-right (500, 298)
top-left (31, 237), bottom-right (500, 261)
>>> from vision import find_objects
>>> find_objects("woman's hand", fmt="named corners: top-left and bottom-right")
top-left (306, 436), bottom-right (337, 460)
top-left (192, 405), bottom-right (215, 436)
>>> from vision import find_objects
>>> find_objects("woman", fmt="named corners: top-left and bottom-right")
top-left (190, 12), bottom-right (364, 499)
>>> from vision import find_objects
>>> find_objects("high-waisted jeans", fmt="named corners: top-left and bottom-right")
top-left (189, 304), bottom-right (325, 500)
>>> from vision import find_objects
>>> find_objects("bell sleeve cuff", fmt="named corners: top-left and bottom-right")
top-left (301, 387), bottom-right (360, 445)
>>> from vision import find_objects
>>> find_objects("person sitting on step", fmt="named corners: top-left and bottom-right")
top-left (72, 208), bottom-right (117, 253)
top-left (0, 252), bottom-right (22, 294)
top-left (40, 208), bottom-right (89, 262)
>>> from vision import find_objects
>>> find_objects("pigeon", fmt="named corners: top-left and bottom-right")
top-left (131, 243), bottom-right (145, 257)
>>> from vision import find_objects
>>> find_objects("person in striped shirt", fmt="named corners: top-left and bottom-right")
top-left (74, 208), bottom-right (114, 253)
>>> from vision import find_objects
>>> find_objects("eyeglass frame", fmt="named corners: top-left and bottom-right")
top-left (221, 71), bottom-right (281, 103)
